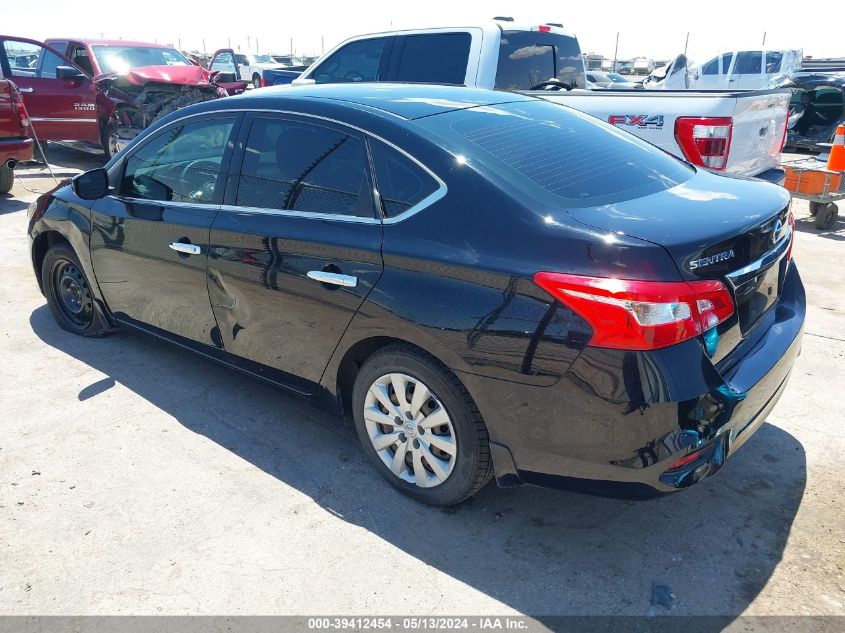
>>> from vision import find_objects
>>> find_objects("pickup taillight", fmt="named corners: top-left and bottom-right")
top-left (674, 116), bottom-right (733, 171)
top-left (10, 86), bottom-right (30, 130)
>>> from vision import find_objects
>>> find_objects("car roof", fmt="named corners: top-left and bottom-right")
top-left (45, 38), bottom-right (173, 48)
top-left (223, 83), bottom-right (536, 120)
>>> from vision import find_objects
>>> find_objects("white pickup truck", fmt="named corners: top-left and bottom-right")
top-left (291, 21), bottom-right (790, 183)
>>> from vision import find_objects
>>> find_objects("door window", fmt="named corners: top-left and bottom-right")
top-left (121, 118), bottom-right (236, 204)
top-left (370, 139), bottom-right (440, 218)
top-left (765, 51), bottom-right (783, 73)
top-left (720, 53), bottom-right (734, 74)
top-left (68, 44), bottom-right (95, 76)
top-left (2, 40), bottom-right (66, 79)
top-left (312, 37), bottom-right (387, 84)
top-left (210, 51), bottom-right (238, 75)
top-left (393, 33), bottom-right (471, 84)
top-left (735, 51), bottom-right (762, 74)
top-left (236, 117), bottom-right (374, 218)
top-left (700, 57), bottom-right (718, 76)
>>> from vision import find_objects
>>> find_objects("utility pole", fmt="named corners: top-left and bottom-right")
top-left (290, 37), bottom-right (294, 59)
top-left (612, 32), bottom-right (619, 72)
top-left (683, 32), bottom-right (689, 56)
top-left (202, 38), bottom-right (207, 56)
top-left (256, 38), bottom-right (259, 53)
top-left (178, 38), bottom-right (182, 52)
top-left (247, 35), bottom-right (251, 51)
top-left (228, 37), bottom-right (231, 49)
top-left (762, 31), bottom-right (767, 46)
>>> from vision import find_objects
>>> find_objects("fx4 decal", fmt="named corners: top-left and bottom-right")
top-left (608, 115), bottom-right (664, 129)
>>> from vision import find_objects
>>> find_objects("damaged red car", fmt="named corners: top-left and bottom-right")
top-left (0, 36), bottom-right (247, 158)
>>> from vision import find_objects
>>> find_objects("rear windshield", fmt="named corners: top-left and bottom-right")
top-left (495, 30), bottom-right (586, 90)
top-left (415, 100), bottom-right (693, 208)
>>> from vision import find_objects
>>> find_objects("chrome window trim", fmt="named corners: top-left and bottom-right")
top-left (110, 195), bottom-right (220, 211)
top-left (217, 204), bottom-right (380, 224)
top-left (725, 226), bottom-right (791, 287)
top-left (131, 107), bottom-right (448, 224)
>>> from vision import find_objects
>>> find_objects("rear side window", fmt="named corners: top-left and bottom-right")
top-left (122, 118), bottom-right (235, 204)
top-left (392, 33), bottom-right (471, 84)
top-left (495, 30), bottom-right (585, 90)
top-left (312, 38), bottom-right (387, 84)
top-left (236, 118), bottom-right (373, 218)
top-left (735, 51), bottom-right (762, 74)
top-left (417, 100), bottom-right (692, 208)
top-left (370, 139), bottom-right (439, 218)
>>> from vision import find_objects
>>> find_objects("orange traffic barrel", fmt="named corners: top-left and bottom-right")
top-left (828, 124), bottom-right (845, 171)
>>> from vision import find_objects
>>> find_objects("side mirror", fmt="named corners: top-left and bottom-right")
top-left (72, 168), bottom-right (109, 200)
top-left (56, 65), bottom-right (87, 82)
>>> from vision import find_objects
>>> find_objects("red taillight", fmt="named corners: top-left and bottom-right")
top-left (786, 209), bottom-right (795, 263)
top-left (537, 25), bottom-right (551, 32)
top-left (674, 116), bottom-right (733, 171)
top-left (533, 273), bottom-right (735, 351)
top-left (10, 87), bottom-right (30, 129)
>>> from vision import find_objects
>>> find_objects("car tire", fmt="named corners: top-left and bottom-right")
top-left (814, 202), bottom-right (839, 230)
top-left (0, 165), bottom-right (12, 194)
top-left (352, 344), bottom-right (493, 506)
top-left (42, 243), bottom-right (107, 337)
top-left (809, 201), bottom-right (820, 217)
top-left (252, 73), bottom-right (262, 89)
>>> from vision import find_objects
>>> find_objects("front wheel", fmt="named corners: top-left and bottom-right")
top-left (42, 244), bottom-right (107, 337)
top-left (252, 73), bottom-right (262, 89)
top-left (352, 344), bottom-right (493, 506)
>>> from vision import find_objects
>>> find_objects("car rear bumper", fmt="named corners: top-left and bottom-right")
top-left (0, 136), bottom-right (34, 164)
top-left (458, 263), bottom-right (805, 498)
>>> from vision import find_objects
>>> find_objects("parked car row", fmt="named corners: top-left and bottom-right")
top-left (21, 18), bottom-right (805, 506)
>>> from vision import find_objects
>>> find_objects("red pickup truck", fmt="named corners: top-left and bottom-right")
top-left (0, 78), bottom-right (33, 193)
top-left (0, 35), bottom-right (246, 158)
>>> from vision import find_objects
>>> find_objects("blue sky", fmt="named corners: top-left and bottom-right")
top-left (5, 0), bottom-right (842, 62)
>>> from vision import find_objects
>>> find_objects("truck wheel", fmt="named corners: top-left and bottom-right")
top-left (809, 201), bottom-right (820, 217)
top-left (0, 165), bottom-right (13, 194)
top-left (814, 203), bottom-right (839, 230)
top-left (100, 118), bottom-right (119, 161)
top-left (252, 73), bottom-right (262, 89)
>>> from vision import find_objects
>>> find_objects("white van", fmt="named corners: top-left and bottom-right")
top-left (692, 50), bottom-right (802, 89)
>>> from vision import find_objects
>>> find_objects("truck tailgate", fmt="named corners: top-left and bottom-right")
top-left (527, 89), bottom-right (791, 178)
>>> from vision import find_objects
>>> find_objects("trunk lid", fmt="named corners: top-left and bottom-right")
top-left (565, 169), bottom-right (792, 340)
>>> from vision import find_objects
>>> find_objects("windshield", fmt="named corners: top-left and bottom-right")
top-left (253, 54), bottom-right (275, 64)
top-left (92, 45), bottom-right (190, 74)
top-left (607, 73), bottom-right (627, 82)
top-left (416, 100), bottom-right (693, 208)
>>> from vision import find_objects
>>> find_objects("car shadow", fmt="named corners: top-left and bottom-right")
top-left (0, 195), bottom-right (29, 215)
top-left (29, 305), bottom-right (807, 620)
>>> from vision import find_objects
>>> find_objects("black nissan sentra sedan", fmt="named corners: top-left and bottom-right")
top-left (28, 84), bottom-right (805, 506)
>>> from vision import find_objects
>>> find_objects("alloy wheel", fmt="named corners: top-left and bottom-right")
top-left (363, 372), bottom-right (457, 488)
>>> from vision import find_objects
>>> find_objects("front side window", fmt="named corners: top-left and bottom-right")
top-left (236, 118), bottom-right (373, 218)
top-left (700, 57), bottom-right (718, 76)
top-left (2, 40), bottom-right (66, 79)
top-left (393, 33), bottom-right (471, 84)
top-left (735, 51), bottom-right (762, 74)
top-left (495, 30), bottom-right (585, 90)
top-left (121, 118), bottom-right (235, 204)
top-left (370, 139), bottom-right (439, 218)
top-left (720, 53), bottom-right (734, 75)
top-left (312, 37), bottom-right (387, 84)
top-left (765, 51), bottom-right (783, 73)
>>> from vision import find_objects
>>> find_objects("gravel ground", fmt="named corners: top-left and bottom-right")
top-left (0, 147), bottom-right (843, 624)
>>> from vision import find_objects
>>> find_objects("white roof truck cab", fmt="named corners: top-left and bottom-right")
top-left (212, 53), bottom-right (281, 89)
top-left (292, 20), bottom-right (790, 183)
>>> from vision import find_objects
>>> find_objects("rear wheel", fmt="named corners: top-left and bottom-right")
top-left (352, 344), bottom-right (493, 506)
top-left (0, 165), bottom-right (12, 194)
top-left (814, 202), bottom-right (839, 230)
top-left (42, 244), bottom-right (107, 336)
top-left (252, 73), bottom-right (262, 89)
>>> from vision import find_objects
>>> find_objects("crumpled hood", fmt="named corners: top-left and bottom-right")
top-left (122, 64), bottom-right (211, 86)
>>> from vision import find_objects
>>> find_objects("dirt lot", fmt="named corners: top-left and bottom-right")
top-left (0, 147), bottom-right (843, 623)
